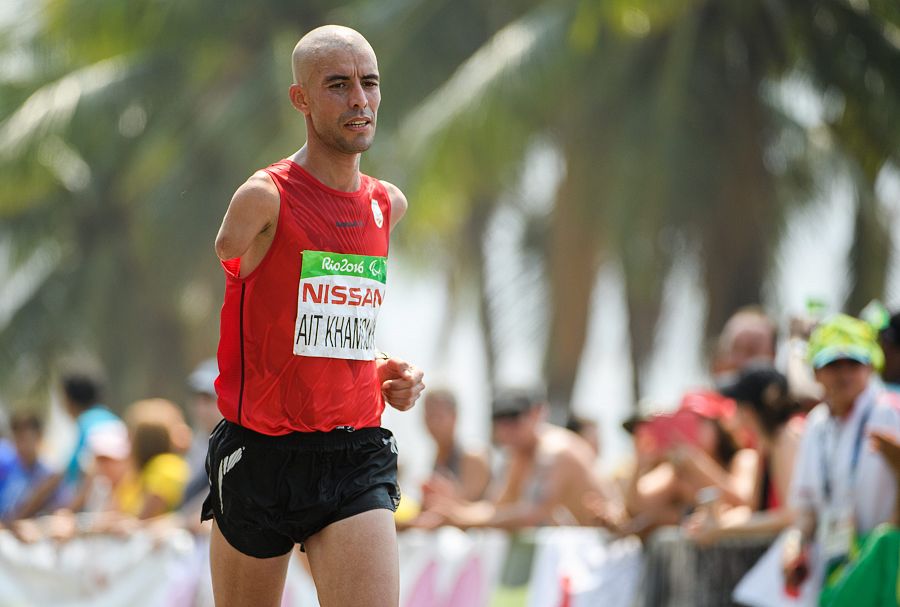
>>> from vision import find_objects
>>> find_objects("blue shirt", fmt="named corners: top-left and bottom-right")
top-left (63, 406), bottom-right (121, 484)
top-left (0, 456), bottom-right (53, 519)
top-left (0, 440), bottom-right (17, 489)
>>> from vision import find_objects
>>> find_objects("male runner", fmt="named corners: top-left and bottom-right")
top-left (204, 25), bottom-right (425, 607)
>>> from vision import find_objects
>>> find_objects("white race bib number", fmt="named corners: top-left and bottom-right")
top-left (293, 250), bottom-right (387, 360)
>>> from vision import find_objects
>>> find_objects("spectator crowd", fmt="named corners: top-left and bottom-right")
top-left (2, 305), bottom-right (900, 606)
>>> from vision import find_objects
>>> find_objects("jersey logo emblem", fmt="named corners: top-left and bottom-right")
top-left (371, 199), bottom-right (384, 228)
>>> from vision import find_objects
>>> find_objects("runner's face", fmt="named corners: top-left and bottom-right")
top-left (303, 46), bottom-right (379, 154)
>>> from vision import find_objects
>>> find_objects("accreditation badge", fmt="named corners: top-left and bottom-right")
top-left (817, 503), bottom-right (855, 563)
top-left (293, 250), bottom-right (387, 360)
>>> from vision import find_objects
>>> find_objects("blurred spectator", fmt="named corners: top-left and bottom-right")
top-left (15, 372), bottom-right (121, 518)
top-left (712, 307), bottom-right (780, 445)
top-left (784, 313), bottom-right (827, 410)
top-left (115, 399), bottom-right (191, 519)
top-left (0, 435), bottom-right (16, 496)
top-left (179, 359), bottom-right (223, 513)
top-left (782, 314), bottom-right (900, 598)
top-left (565, 415), bottom-right (600, 459)
top-left (723, 366), bottom-right (803, 510)
top-left (879, 310), bottom-right (900, 394)
top-left (712, 307), bottom-right (777, 381)
top-left (686, 366), bottom-right (803, 543)
top-left (421, 388), bottom-right (490, 502)
top-left (614, 391), bottom-right (758, 538)
top-left (81, 420), bottom-right (131, 512)
top-left (818, 430), bottom-right (900, 606)
top-left (0, 413), bottom-right (54, 521)
top-left (416, 390), bottom-right (603, 528)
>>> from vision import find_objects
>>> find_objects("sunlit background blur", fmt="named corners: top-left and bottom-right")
top-left (2, 0), bottom-right (900, 481)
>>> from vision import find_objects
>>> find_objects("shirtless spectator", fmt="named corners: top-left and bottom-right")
top-left (417, 391), bottom-right (603, 529)
top-left (421, 389), bottom-right (490, 502)
top-left (566, 415), bottom-right (600, 459)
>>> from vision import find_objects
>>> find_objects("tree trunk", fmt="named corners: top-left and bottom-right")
top-left (471, 206), bottom-right (499, 394)
top-left (701, 77), bottom-right (776, 346)
top-left (845, 182), bottom-right (891, 316)
top-left (543, 150), bottom-right (602, 424)
top-left (622, 248), bottom-right (668, 410)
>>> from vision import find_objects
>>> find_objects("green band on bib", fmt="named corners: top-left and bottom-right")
top-left (301, 250), bottom-right (387, 284)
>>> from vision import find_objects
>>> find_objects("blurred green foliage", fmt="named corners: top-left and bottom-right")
top-left (0, 0), bottom-right (898, 416)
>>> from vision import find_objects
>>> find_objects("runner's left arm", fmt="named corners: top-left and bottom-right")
top-left (377, 180), bottom-right (421, 411)
top-left (379, 180), bottom-right (408, 231)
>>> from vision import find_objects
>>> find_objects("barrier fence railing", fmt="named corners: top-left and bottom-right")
top-left (0, 523), bottom-right (781, 607)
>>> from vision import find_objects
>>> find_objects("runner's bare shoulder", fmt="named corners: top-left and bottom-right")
top-left (235, 171), bottom-right (280, 220)
top-left (216, 171), bottom-right (280, 261)
top-left (379, 180), bottom-right (408, 229)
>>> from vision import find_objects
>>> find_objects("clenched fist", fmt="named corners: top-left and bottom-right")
top-left (377, 357), bottom-right (424, 411)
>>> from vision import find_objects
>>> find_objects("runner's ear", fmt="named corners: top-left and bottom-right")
top-left (289, 83), bottom-right (309, 115)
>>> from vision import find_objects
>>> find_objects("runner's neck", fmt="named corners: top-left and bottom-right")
top-left (292, 144), bottom-right (362, 192)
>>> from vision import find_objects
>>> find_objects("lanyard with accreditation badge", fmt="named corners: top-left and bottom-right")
top-left (820, 396), bottom-right (874, 501)
top-left (818, 394), bottom-right (874, 563)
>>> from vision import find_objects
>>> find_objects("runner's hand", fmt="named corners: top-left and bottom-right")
top-left (377, 357), bottom-right (424, 411)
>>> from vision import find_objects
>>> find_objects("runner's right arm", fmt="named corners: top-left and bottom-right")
top-left (215, 172), bottom-right (279, 261)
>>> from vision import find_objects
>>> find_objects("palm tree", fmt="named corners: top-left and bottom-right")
top-left (393, 0), bottom-right (900, 419)
top-left (0, 0), bottom-right (348, 407)
top-left (795, 1), bottom-right (900, 313)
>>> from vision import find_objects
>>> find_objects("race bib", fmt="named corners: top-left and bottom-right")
top-left (293, 250), bottom-right (387, 360)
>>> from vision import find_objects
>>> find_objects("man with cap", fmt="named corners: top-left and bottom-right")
top-left (782, 314), bottom-right (900, 598)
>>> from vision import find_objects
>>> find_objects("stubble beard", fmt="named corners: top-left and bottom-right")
top-left (312, 116), bottom-right (375, 155)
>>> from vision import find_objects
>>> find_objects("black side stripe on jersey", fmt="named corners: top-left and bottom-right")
top-left (237, 283), bottom-right (246, 426)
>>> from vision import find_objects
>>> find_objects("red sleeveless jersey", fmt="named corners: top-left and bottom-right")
top-left (215, 159), bottom-right (391, 435)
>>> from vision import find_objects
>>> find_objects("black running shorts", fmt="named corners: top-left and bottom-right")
top-left (201, 420), bottom-right (401, 558)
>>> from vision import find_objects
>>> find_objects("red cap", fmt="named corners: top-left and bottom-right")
top-left (679, 390), bottom-right (735, 420)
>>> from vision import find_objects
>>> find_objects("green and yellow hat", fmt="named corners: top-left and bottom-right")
top-left (808, 313), bottom-right (884, 371)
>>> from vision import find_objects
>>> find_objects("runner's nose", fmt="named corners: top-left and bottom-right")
top-left (348, 80), bottom-right (368, 109)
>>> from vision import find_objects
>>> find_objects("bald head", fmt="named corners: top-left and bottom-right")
top-left (714, 308), bottom-right (777, 374)
top-left (292, 25), bottom-right (376, 86)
